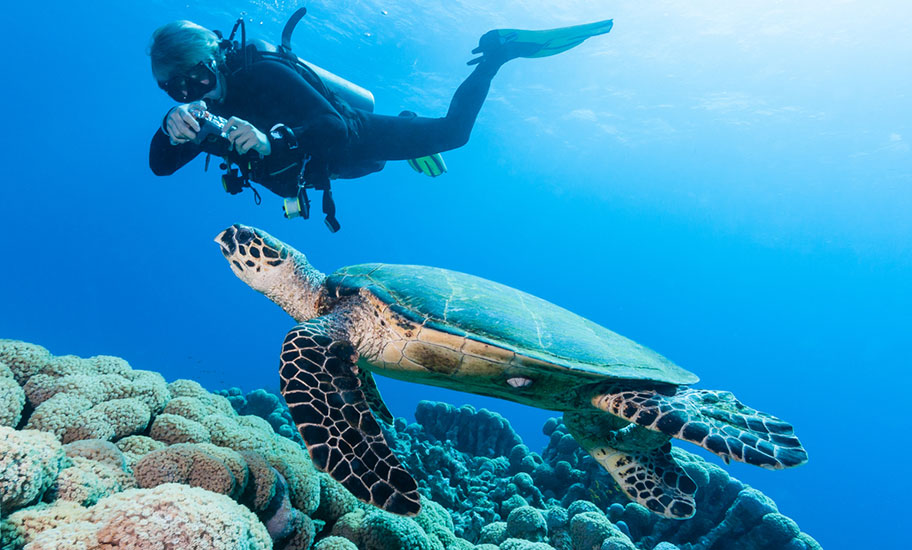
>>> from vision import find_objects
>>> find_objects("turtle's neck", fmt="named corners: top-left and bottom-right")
top-left (266, 251), bottom-right (327, 322)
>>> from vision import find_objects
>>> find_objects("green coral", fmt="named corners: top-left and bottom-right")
top-left (506, 506), bottom-right (547, 542)
top-left (115, 435), bottom-right (166, 467)
top-left (64, 440), bottom-right (127, 470)
top-left (315, 536), bottom-right (359, 550)
top-left (499, 539), bottom-right (554, 550)
top-left (163, 395), bottom-right (230, 423)
top-left (568, 511), bottom-right (629, 550)
top-left (0, 363), bottom-right (25, 427)
top-left (62, 398), bottom-right (152, 444)
top-left (360, 509), bottom-right (439, 550)
top-left (150, 412), bottom-right (211, 444)
top-left (314, 471), bottom-right (365, 523)
top-left (479, 522), bottom-right (508, 546)
top-left (0, 340), bottom-right (52, 385)
top-left (24, 394), bottom-right (93, 439)
top-left (0, 500), bottom-right (88, 549)
top-left (0, 427), bottom-right (66, 511)
top-left (51, 455), bottom-right (135, 506)
top-left (133, 443), bottom-right (241, 497)
top-left (36, 484), bottom-right (271, 550)
top-left (167, 379), bottom-right (236, 415)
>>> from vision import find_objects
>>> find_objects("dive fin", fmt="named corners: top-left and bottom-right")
top-left (407, 154), bottom-right (447, 177)
top-left (469, 19), bottom-right (614, 65)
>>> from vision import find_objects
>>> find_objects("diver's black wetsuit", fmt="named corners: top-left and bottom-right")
top-left (149, 57), bottom-right (498, 197)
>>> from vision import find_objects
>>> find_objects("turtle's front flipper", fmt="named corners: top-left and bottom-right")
top-left (280, 319), bottom-right (421, 515)
top-left (593, 388), bottom-right (808, 469)
top-left (565, 411), bottom-right (696, 519)
top-left (356, 369), bottom-right (395, 424)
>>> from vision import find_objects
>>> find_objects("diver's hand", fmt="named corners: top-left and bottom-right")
top-left (164, 101), bottom-right (205, 145)
top-left (224, 117), bottom-right (272, 156)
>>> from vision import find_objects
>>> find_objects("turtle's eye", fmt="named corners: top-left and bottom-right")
top-left (236, 227), bottom-right (255, 245)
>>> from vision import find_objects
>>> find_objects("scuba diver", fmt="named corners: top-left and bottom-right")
top-left (149, 10), bottom-right (613, 231)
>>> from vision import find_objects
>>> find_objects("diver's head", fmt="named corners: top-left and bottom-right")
top-left (149, 20), bottom-right (224, 103)
top-left (215, 224), bottom-right (327, 321)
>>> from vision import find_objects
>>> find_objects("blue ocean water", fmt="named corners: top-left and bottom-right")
top-left (2, 0), bottom-right (909, 547)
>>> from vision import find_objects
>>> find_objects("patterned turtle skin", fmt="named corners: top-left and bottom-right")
top-left (216, 224), bottom-right (808, 520)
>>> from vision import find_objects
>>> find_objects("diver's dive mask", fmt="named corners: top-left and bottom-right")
top-left (158, 60), bottom-right (218, 103)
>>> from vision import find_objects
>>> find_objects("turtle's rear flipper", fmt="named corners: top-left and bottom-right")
top-left (565, 411), bottom-right (696, 519)
top-left (280, 320), bottom-right (421, 515)
top-left (593, 388), bottom-right (808, 469)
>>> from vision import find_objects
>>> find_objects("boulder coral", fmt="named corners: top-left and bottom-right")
top-left (0, 341), bottom-right (328, 550)
top-left (24, 484), bottom-right (272, 550)
top-left (0, 339), bottom-right (822, 550)
top-left (0, 362), bottom-right (25, 428)
top-left (0, 427), bottom-right (66, 511)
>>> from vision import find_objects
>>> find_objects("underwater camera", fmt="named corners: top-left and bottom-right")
top-left (191, 110), bottom-right (232, 157)
top-left (189, 110), bottom-right (254, 196)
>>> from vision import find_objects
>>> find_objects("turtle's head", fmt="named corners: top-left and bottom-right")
top-left (215, 224), bottom-right (326, 321)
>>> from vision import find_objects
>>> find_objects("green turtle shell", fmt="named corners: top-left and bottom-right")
top-left (326, 264), bottom-right (698, 386)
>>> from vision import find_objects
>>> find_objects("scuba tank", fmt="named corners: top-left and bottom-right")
top-left (248, 40), bottom-right (375, 113)
top-left (211, 8), bottom-right (444, 233)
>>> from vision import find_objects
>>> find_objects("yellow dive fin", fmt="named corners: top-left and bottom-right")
top-left (407, 153), bottom-right (447, 178)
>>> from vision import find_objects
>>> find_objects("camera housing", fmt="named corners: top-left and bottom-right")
top-left (191, 110), bottom-right (233, 157)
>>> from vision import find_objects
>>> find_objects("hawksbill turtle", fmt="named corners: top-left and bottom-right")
top-left (215, 224), bottom-right (807, 519)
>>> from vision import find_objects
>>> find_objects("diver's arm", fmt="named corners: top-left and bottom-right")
top-left (246, 61), bottom-right (349, 156)
top-left (149, 128), bottom-right (203, 176)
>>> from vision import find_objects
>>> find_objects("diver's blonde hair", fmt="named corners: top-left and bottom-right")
top-left (148, 20), bottom-right (222, 82)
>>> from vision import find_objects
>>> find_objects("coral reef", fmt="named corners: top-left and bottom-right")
top-left (0, 341), bottom-right (322, 550)
top-left (0, 362), bottom-right (26, 428)
top-left (0, 340), bottom-right (821, 550)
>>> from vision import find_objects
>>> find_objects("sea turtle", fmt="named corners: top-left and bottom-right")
top-left (215, 224), bottom-right (807, 519)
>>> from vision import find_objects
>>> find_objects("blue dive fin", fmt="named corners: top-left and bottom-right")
top-left (469, 19), bottom-right (613, 65)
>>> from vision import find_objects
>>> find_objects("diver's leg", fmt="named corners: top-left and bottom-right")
top-left (351, 62), bottom-right (500, 161)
